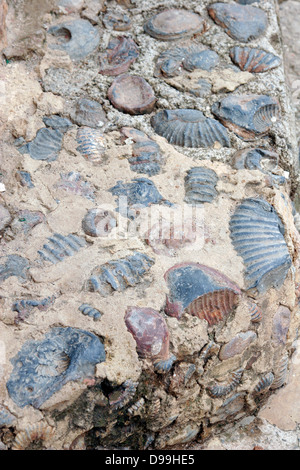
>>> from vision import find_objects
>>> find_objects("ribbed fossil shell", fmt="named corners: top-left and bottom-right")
top-left (87, 252), bottom-right (154, 295)
top-left (253, 372), bottom-right (274, 394)
top-left (248, 301), bottom-right (263, 323)
top-left (164, 263), bottom-right (242, 324)
top-left (109, 178), bottom-right (172, 217)
top-left (76, 127), bottom-right (106, 164)
top-left (271, 351), bottom-right (289, 389)
top-left (154, 45), bottom-right (219, 78)
top-left (99, 36), bottom-right (138, 76)
top-left (13, 296), bottom-right (56, 324)
top-left (109, 379), bottom-right (138, 410)
top-left (103, 11), bottom-right (131, 31)
top-left (212, 94), bottom-right (280, 140)
top-left (108, 74), bottom-right (156, 115)
top-left (207, 368), bottom-right (244, 398)
top-left (207, 3), bottom-right (268, 43)
top-left (151, 109), bottom-right (230, 148)
top-left (79, 303), bottom-right (102, 320)
top-left (71, 99), bottom-right (107, 128)
top-left (12, 424), bottom-right (55, 450)
top-left (229, 198), bottom-right (292, 293)
top-left (121, 127), bottom-right (164, 176)
top-left (0, 255), bottom-right (30, 284)
top-left (43, 115), bottom-right (73, 132)
top-left (128, 398), bottom-right (145, 416)
top-left (144, 9), bottom-right (206, 41)
top-left (184, 167), bottom-right (218, 205)
top-left (7, 327), bottom-right (105, 408)
top-left (125, 306), bottom-right (176, 373)
top-left (82, 208), bottom-right (117, 237)
top-left (230, 46), bottom-right (281, 73)
top-left (23, 128), bottom-right (63, 162)
top-left (38, 233), bottom-right (86, 264)
top-left (48, 20), bottom-right (100, 60)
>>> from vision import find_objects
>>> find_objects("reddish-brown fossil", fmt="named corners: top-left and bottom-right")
top-left (108, 74), bottom-right (156, 115)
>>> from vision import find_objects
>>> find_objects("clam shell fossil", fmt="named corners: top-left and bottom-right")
top-left (43, 115), bottom-right (73, 132)
top-left (99, 36), bottom-right (139, 76)
top-left (212, 94), bottom-right (280, 140)
top-left (0, 255), bottom-right (30, 284)
top-left (271, 351), bottom-right (289, 390)
top-left (184, 167), bottom-right (218, 205)
top-left (229, 198), bottom-right (292, 293)
top-left (109, 379), bottom-right (138, 410)
top-left (12, 424), bottom-right (55, 450)
top-left (248, 301), bottom-right (263, 323)
top-left (38, 233), bottom-right (86, 265)
top-left (230, 46), bottom-right (281, 73)
top-left (108, 74), bottom-right (156, 115)
top-left (151, 109), bottom-right (230, 148)
top-left (207, 368), bottom-right (244, 398)
top-left (82, 208), bottom-right (117, 237)
top-left (144, 9), bottom-right (206, 41)
top-left (7, 327), bottom-right (105, 408)
top-left (164, 263), bottom-right (242, 324)
top-left (87, 252), bottom-right (154, 295)
top-left (76, 127), bottom-right (106, 164)
top-left (71, 98), bottom-right (107, 128)
top-left (21, 128), bottom-right (63, 162)
top-left (232, 148), bottom-right (279, 173)
top-left (79, 303), bottom-right (102, 320)
top-left (125, 306), bottom-right (176, 373)
top-left (48, 20), bottom-right (100, 60)
top-left (207, 3), bottom-right (268, 43)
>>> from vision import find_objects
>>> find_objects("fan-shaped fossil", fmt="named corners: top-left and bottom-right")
top-left (230, 46), bottom-right (281, 73)
top-left (76, 127), bottom-right (106, 164)
top-left (253, 372), bottom-right (274, 394)
top-left (151, 109), bottom-right (230, 148)
top-left (125, 306), bottom-right (176, 373)
top-left (71, 98), bottom-right (107, 128)
top-left (229, 198), bottom-right (292, 293)
top-left (207, 368), bottom-right (244, 398)
top-left (21, 128), bottom-right (63, 162)
top-left (12, 424), bottom-right (55, 450)
top-left (144, 9), bottom-right (206, 41)
top-left (38, 233), bottom-right (86, 265)
top-left (164, 263), bottom-right (242, 324)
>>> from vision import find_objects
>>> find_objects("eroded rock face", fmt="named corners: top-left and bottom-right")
top-left (0, 0), bottom-right (299, 452)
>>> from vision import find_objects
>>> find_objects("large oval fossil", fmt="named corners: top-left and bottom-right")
top-left (229, 198), bottom-right (292, 293)
top-left (164, 263), bottom-right (242, 324)
top-left (151, 109), bottom-right (230, 148)
top-left (125, 306), bottom-right (176, 373)
top-left (144, 9), bottom-right (206, 41)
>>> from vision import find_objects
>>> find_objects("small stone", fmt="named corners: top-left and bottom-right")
top-left (108, 74), bottom-right (156, 115)
top-left (219, 331), bottom-right (257, 360)
top-left (144, 9), bottom-right (206, 41)
top-left (103, 11), bottom-right (131, 31)
top-left (208, 3), bottom-right (268, 43)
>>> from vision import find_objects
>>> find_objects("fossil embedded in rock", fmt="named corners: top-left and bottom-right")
top-left (272, 306), bottom-right (291, 347)
top-left (42, 115), bottom-right (73, 132)
top-left (0, 255), bottom-right (30, 283)
top-left (82, 208), bottom-right (117, 237)
top-left (164, 263), bottom-right (241, 324)
top-left (71, 98), bottom-right (107, 128)
top-left (108, 74), bottom-right (156, 115)
top-left (212, 94), bottom-right (280, 140)
top-left (207, 3), bottom-right (268, 43)
top-left (103, 11), bottom-right (131, 31)
top-left (48, 20), bottom-right (100, 60)
top-left (184, 167), bottom-right (218, 205)
top-left (253, 372), bottom-right (274, 394)
top-left (146, 218), bottom-right (197, 256)
top-left (16, 171), bottom-right (35, 188)
top-left (154, 45), bottom-right (219, 78)
top-left (125, 306), bottom-right (176, 373)
top-left (248, 301), bottom-right (263, 323)
top-left (229, 198), bottom-right (292, 293)
top-left (109, 379), bottom-right (138, 410)
top-left (99, 36), bottom-right (139, 76)
top-left (109, 178), bottom-right (172, 216)
top-left (38, 233), bottom-right (86, 265)
top-left (207, 368), bottom-right (244, 398)
top-left (232, 148), bottom-right (279, 172)
top-left (230, 46), bottom-right (281, 73)
top-left (76, 127), bottom-right (106, 164)
top-left (0, 405), bottom-right (16, 427)
top-left (13, 296), bottom-right (56, 324)
top-left (151, 109), bottom-right (230, 148)
top-left (219, 331), bottom-right (257, 360)
top-left (79, 304), bottom-right (102, 320)
top-left (271, 351), bottom-right (289, 390)
top-left (20, 128), bottom-right (63, 162)
top-left (87, 252), bottom-right (154, 295)
top-left (12, 423), bottom-right (55, 451)
top-left (11, 210), bottom-right (45, 235)
top-left (121, 127), bottom-right (164, 176)
top-left (6, 327), bottom-right (106, 408)
top-left (54, 172), bottom-right (95, 200)
top-left (144, 9), bottom-right (206, 41)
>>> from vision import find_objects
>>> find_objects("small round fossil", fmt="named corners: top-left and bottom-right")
top-left (108, 74), bottom-right (156, 115)
top-left (144, 9), bottom-right (206, 41)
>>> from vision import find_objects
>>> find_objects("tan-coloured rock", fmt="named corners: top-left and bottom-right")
top-left (219, 331), bottom-right (257, 361)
